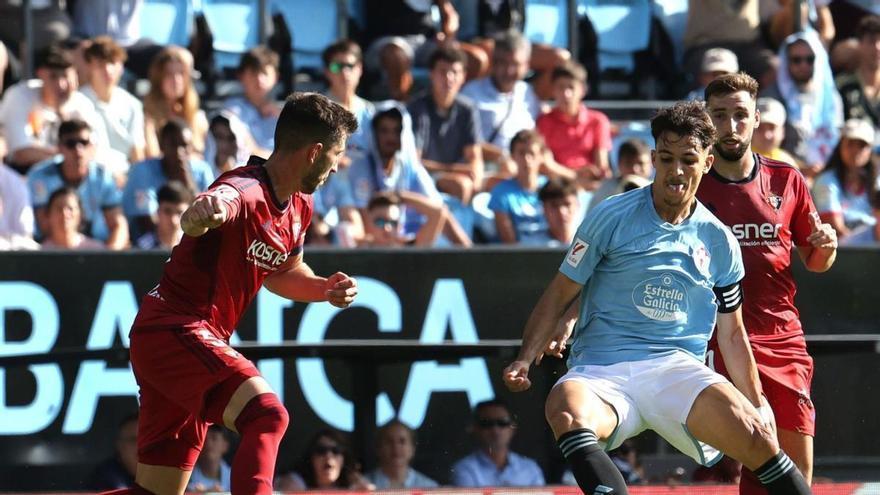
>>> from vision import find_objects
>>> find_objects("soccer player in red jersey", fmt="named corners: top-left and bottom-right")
top-left (698, 73), bottom-right (838, 493)
top-left (114, 93), bottom-right (359, 495)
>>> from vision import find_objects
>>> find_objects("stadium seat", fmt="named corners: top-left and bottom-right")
top-left (578, 0), bottom-right (651, 74)
top-left (270, 0), bottom-right (342, 73)
top-left (140, 0), bottom-right (194, 47)
top-left (524, 0), bottom-right (569, 48)
top-left (198, 0), bottom-right (263, 71)
top-left (652, 0), bottom-right (688, 66)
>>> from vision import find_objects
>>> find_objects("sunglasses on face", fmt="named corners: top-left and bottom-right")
top-left (789, 55), bottom-right (815, 65)
top-left (328, 61), bottom-right (357, 74)
top-left (477, 418), bottom-right (513, 429)
top-left (313, 445), bottom-right (343, 456)
top-left (61, 138), bottom-right (91, 149)
top-left (373, 218), bottom-right (399, 229)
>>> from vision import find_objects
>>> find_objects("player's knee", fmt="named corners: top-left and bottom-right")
top-left (545, 399), bottom-right (581, 435)
top-left (234, 393), bottom-right (289, 436)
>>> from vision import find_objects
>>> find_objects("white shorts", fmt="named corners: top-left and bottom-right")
top-left (555, 351), bottom-right (726, 466)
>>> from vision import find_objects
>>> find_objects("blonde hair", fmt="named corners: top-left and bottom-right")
top-left (144, 46), bottom-right (201, 140)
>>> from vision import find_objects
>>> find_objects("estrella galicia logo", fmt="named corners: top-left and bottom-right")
top-left (632, 272), bottom-right (689, 322)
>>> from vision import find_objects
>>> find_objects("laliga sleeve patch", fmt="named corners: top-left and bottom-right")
top-left (566, 238), bottom-right (590, 267)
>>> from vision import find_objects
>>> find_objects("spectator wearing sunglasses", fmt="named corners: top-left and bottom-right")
top-left (451, 399), bottom-right (545, 487)
top-left (222, 46), bottom-right (281, 152)
top-left (27, 119), bottom-right (128, 249)
top-left (360, 191), bottom-right (446, 247)
top-left (323, 39), bottom-right (375, 166)
top-left (276, 429), bottom-right (374, 491)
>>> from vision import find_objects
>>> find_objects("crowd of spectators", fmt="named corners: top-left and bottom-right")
top-left (1, 0), bottom-right (879, 252)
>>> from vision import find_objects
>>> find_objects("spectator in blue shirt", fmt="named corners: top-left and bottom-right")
top-left (221, 46), bottom-right (281, 152)
top-left (323, 39), bottom-right (375, 166)
top-left (489, 129), bottom-right (550, 244)
top-left (27, 118), bottom-right (128, 249)
top-left (187, 425), bottom-right (232, 492)
top-left (451, 399), bottom-right (545, 487)
top-left (123, 119), bottom-right (215, 239)
top-left (366, 419), bottom-right (438, 488)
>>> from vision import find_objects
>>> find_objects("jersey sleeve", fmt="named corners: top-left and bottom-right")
top-left (790, 172), bottom-right (819, 247)
top-left (558, 199), bottom-right (617, 284)
top-left (202, 180), bottom-right (245, 221)
top-left (712, 226), bottom-right (745, 288)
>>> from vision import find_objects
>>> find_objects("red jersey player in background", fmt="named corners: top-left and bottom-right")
top-left (698, 73), bottom-right (837, 493)
top-left (111, 93), bottom-right (359, 495)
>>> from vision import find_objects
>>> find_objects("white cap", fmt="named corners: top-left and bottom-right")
top-left (841, 119), bottom-right (875, 144)
top-left (701, 48), bottom-right (739, 74)
top-left (757, 97), bottom-right (787, 126)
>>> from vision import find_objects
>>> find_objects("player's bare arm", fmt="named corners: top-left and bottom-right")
top-left (797, 212), bottom-right (838, 273)
top-left (181, 194), bottom-right (228, 237)
top-left (715, 309), bottom-right (765, 406)
top-left (535, 296), bottom-right (579, 365)
top-left (504, 272), bottom-right (581, 392)
top-left (263, 253), bottom-right (358, 307)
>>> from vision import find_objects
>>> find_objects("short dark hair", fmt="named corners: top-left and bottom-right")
top-left (371, 107), bottom-right (404, 133)
top-left (618, 138), bottom-right (649, 164)
top-left (551, 61), bottom-right (587, 84)
top-left (35, 44), bottom-right (73, 71)
top-left (651, 101), bottom-right (717, 151)
top-left (858, 15), bottom-right (880, 39)
top-left (429, 46), bottom-right (467, 70)
top-left (321, 39), bottom-right (362, 67)
top-left (703, 72), bottom-right (759, 104)
top-left (159, 118), bottom-right (192, 143)
top-left (539, 176), bottom-right (579, 203)
top-left (47, 185), bottom-right (82, 213)
top-left (275, 92), bottom-right (358, 153)
top-left (473, 398), bottom-right (512, 421)
top-left (84, 36), bottom-right (127, 63)
top-left (158, 180), bottom-right (194, 205)
top-left (367, 191), bottom-right (400, 211)
top-left (509, 128), bottom-right (545, 153)
top-left (58, 119), bottom-right (91, 142)
top-left (237, 45), bottom-right (279, 74)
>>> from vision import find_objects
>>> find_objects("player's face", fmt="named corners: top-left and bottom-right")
top-left (840, 137), bottom-right (873, 169)
top-left (303, 140), bottom-right (346, 194)
top-left (59, 130), bottom-right (94, 179)
top-left (651, 132), bottom-right (713, 209)
top-left (474, 405), bottom-right (515, 451)
top-left (376, 423), bottom-right (415, 468)
top-left (430, 60), bottom-right (465, 101)
top-left (786, 41), bottom-right (815, 85)
top-left (310, 437), bottom-right (344, 487)
top-left (707, 90), bottom-right (758, 161)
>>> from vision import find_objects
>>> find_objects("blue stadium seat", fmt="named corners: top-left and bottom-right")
top-left (140, 0), bottom-right (194, 47)
top-left (271, 0), bottom-right (341, 72)
top-left (524, 0), bottom-right (569, 48)
top-left (198, 0), bottom-right (262, 71)
top-left (652, 0), bottom-right (688, 66)
top-left (577, 0), bottom-right (651, 74)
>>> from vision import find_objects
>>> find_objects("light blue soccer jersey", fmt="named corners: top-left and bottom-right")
top-left (559, 186), bottom-right (744, 366)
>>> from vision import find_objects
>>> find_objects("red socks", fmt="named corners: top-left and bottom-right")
top-left (231, 393), bottom-right (290, 495)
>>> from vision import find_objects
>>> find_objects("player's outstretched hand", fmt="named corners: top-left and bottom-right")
top-left (502, 360), bottom-right (532, 392)
top-left (181, 194), bottom-right (227, 237)
top-left (807, 212), bottom-right (837, 250)
top-left (325, 272), bottom-right (358, 308)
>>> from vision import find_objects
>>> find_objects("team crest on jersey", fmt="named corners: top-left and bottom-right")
top-left (693, 244), bottom-right (711, 273)
top-left (767, 193), bottom-right (783, 211)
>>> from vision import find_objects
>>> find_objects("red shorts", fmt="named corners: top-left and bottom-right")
top-left (129, 317), bottom-right (259, 470)
top-left (707, 334), bottom-right (815, 436)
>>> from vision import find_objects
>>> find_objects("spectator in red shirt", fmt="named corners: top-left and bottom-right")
top-left (536, 62), bottom-right (612, 191)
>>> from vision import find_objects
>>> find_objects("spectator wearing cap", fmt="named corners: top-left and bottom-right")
top-left (763, 29), bottom-right (843, 176)
top-left (686, 48), bottom-right (740, 100)
top-left (0, 44), bottom-right (109, 169)
top-left (752, 97), bottom-right (799, 166)
top-left (812, 118), bottom-right (879, 243)
top-left (81, 36), bottom-right (146, 165)
top-left (221, 46), bottom-right (281, 152)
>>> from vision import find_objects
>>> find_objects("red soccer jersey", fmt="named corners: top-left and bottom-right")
top-left (134, 156), bottom-right (313, 340)
top-left (696, 153), bottom-right (816, 341)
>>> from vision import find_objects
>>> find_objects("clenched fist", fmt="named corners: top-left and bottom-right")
top-left (181, 194), bottom-right (228, 237)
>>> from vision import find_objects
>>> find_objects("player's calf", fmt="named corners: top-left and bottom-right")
top-left (557, 428), bottom-right (629, 495)
top-left (753, 451), bottom-right (812, 494)
top-left (231, 393), bottom-right (290, 495)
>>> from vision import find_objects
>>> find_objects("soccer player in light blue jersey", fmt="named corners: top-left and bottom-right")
top-left (503, 101), bottom-right (813, 495)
